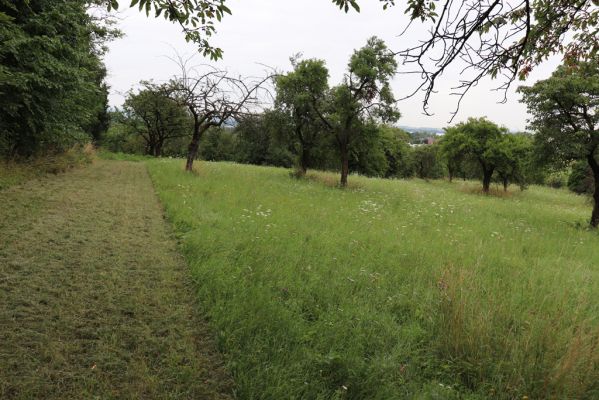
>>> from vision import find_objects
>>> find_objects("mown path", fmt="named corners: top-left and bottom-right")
top-left (0, 161), bottom-right (232, 399)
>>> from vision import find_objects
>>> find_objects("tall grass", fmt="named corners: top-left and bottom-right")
top-left (0, 143), bottom-right (95, 190)
top-left (147, 159), bottom-right (599, 399)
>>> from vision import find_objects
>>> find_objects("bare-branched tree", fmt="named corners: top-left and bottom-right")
top-left (168, 56), bottom-right (273, 171)
top-left (396, 0), bottom-right (598, 119)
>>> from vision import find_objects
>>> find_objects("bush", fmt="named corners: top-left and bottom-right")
top-left (0, 144), bottom-right (96, 190)
top-left (545, 171), bottom-right (569, 188)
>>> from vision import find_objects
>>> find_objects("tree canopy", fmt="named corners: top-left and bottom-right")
top-left (440, 117), bottom-right (510, 192)
top-left (320, 37), bottom-right (400, 186)
top-left (275, 58), bottom-right (330, 175)
top-left (122, 81), bottom-right (190, 156)
top-left (0, 0), bottom-right (116, 157)
top-left (519, 60), bottom-right (599, 226)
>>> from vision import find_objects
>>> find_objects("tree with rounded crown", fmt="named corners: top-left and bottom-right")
top-left (519, 61), bottom-right (599, 227)
top-left (444, 117), bottom-right (509, 193)
top-left (493, 133), bottom-right (533, 191)
top-left (275, 57), bottom-right (330, 176)
top-left (122, 81), bottom-right (190, 157)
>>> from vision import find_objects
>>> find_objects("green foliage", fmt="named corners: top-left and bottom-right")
top-left (441, 117), bottom-right (512, 191)
top-left (234, 111), bottom-right (294, 168)
top-left (519, 61), bottom-right (599, 169)
top-left (108, 0), bottom-right (231, 60)
top-left (545, 170), bottom-right (570, 189)
top-left (568, 160), bottom-right (595, 195)
top-left (275, 58), bottom-right (330, 174)
top-left (412, 144), bottom-right (444, 180)
top-left (494, 133), bottom-right (534, 190)
top-left (101, 110), bottom-right (146, 154)
top-left (199, 127), bottom-right (238, 161)
top-left (122, 81), bottom-right (191, 156)
top-left (439, 127), bottom-right (467, 181)
top-left (349, 123), bottom-right (390, 177)
top-left (148, 158), bottom-right (599, 399)
top-left (97, 150), bottom-right (152, 162)
top-left (0, 0), bottom-right (114, 157)
top-left (327, 37), bottom-right (400, 185)
top-left (379, 125), bottom-right (413, 178)
top-left (519, 60), bottom-right (599, 225)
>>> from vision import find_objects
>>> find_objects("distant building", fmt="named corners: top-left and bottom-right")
top-left (410, 137), bottom-right (437, 147)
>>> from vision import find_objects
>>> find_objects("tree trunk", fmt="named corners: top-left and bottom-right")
top-left (185, 136), bottom-right (200, 172)
top-left (340, 146), bottom-right (349, 187)
top-left (297, 146), bottom-right (309, 176)
top-left (482, 168), bottom-right (493, 193)
top-left (502, 176), bottom-right (508, 192)
top-left (154, 141), bottom-right (163, 157)
top-left (185, 130), bottom-right (201, 172)
top-left (145, 142), bottom-right (154, 156)
top-left (588, 153), bottom-right (599, 228)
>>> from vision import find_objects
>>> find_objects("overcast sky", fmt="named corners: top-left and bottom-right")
top-left (104, 0), bottom-right (562, 132)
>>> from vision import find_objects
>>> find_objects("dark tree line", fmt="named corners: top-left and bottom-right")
top-left (0, 0), bottom-right (116, 158)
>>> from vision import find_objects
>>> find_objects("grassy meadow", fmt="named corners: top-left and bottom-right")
top-left (146, 159), bottom-right (599, 399)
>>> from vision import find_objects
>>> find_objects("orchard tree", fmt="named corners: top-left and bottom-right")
top-left (519, 61), bottom-right (599, 227)
top-left (494, 134), bottom-right (532, 191)
top-left (445, 117), bottom-right (509, 193)
top-left (234, 110), bottom-right (295, 168)
top-left (317, 37), bottom-right (400, 187)
top-left (275, 58), bottom-right (330, 176)
top-left (168, 59), bottom-right (271, 171)
top-left (412, 144), bottom-right (444, 180)
top-left (439, 127), bottom-right (467, 183)
top-left (568, 160), bottom-right (595, 195)
top-left (122, 81), bottom-right (190, 156)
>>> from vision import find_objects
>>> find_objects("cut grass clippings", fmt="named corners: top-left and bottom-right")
top-left (0, 160), bottom-right (232, 399)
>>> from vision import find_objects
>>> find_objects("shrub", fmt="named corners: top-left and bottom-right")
top-left (0, 144), bottom-right (96, 189)
top-left (545, 171), bottom-right (568, 188)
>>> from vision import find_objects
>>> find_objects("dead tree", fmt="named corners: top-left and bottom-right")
top-left (168, 57), bottom-right (272, 171)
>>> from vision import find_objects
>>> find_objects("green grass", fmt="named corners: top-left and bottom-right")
top-left (0, 161), bottom-right (39, 189)
top-left (97, 149), bottom-right (154, 162)
top-left (147, 159), bottom-right (599, 399)
top-left (0, 161), bottom-right (232, 399)
top-left (0, 145), bottom-right (96, 190)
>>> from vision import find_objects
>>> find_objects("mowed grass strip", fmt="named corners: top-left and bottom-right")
top-left (147, 159), bottom-right (599, 399)
top-left (0, 160), bottom-right (232, 399)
